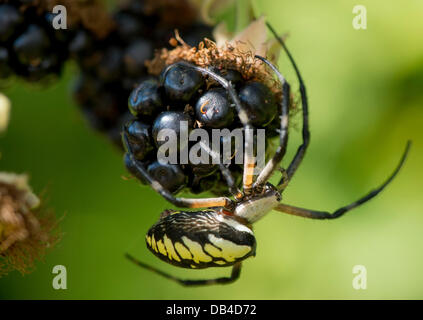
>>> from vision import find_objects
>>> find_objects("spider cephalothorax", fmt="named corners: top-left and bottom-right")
top-left (124, 23), bottom-right (411, 286)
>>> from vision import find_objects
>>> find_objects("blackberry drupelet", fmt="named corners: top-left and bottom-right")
top-left (152, 111), bottom-right (193, 149)
top-left (146, 161), bottom-right (186, 194)
top-left (123, 119), bottom-right (154, 161)
top-left (195, 88), bottom-right (235, 128)
top-left (162, 62), bottom-right (205, 103)
top-left (128, 79), bottom-right (164, 117)
top-left (238, 81), bottom-right (278, 126)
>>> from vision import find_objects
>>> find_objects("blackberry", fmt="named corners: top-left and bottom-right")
top-left (0, 0), bottom-right (213, 146)
top-left (114, 11), bottom-right (145, 40)
top-left (0, 4), bottom-right (23, 42)
top-left (128, 80), bottom-right (164, 117)
top-left (97, 46), bottom-right (124, 82)
top-left (147, 161), bottom-right (186, 194)
top-left (195, 88), bottom-right (235, 128)
top-left (210, 165), bottom-right (243, 197)
top-left (0, 2), bottom-right (70, 82)
top-left (69, 0), bottom-right (213, 148)
top-left (162, 62), bottom-right (205, 103)
top-left (123, 55), bottom-right (283, 196)
top-left (152, 111), bottom-right (193, 149)
top-left (13, 24), bottom-right (50, 65)
top-left (25, 53), bottom-right (61, 82)
top-left (123, 39), bottom-right (154, 77)
top-left (238, 81), bottom-right (278, 126)
top-left (123, 120), bottom-right (154, 161)
top-left (0, 47), bottom-right (11, 78)
top-left (222, 69), bottom-right (244, 86)
top-left (189, 173), bottom-right (220, 194)
top-left (189, 163), bottom-right (218, 178)
top-left (68, 30), bottom-right (94, 60)
top-left (209, 67), bottom-right (243, 88)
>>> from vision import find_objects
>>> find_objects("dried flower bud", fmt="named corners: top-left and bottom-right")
top-left (0, 93), bottom-right (10, 133)
top-left (0, 173), bottom-right (61, 277)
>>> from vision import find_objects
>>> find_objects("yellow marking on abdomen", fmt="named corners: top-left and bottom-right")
top-left (164, 235), bottom-right (181, 262)
top-left (182, 236), bottom-right (212, 263)
top-left (151, 235), bottom-right (158, 252)
top-left (174, 242), bottom-right (192, 260)
top-left (208, 234), bottom-right (251, 262)
top-left (156, 239), bottom-right (167, 256)
top-left (146, 235), bottom-right (152, 247)
top-left (204, 243), bottom-right (223, 258)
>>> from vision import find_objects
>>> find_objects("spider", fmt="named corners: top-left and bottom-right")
top-left (123, 23), bottom-right (411, 286)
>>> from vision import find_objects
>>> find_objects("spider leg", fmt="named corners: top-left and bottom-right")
top-left (266, 22), bottom-right (310, 184)
top-left (199, 141), bottom-right (243, 199)
top-left (242, 126), bottom-right (256, 196)
top-left (177, 62), bottom-right (256, 195)
top-left (277, 167), bottom-right (289, 192)
top-left (126, 253), bottom-right (242, 286)
top-left (123, 134), bottom-right (234, 209)
top-left (253, 55), bottom-right (290, 192)
top-left (275, 141), bottom-right (411, 219)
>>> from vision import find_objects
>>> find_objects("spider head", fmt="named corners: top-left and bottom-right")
top-left (145, 209), bottom-right (256, 269)
top-left (261, 183), bottom-right (282, 201)
top-left (235, 184), bottom-right (281, 223)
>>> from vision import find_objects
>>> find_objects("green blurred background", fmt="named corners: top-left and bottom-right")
top-left (0, 0), bottom-right (422, 299)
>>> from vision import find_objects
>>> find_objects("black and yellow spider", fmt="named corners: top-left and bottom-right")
top-left (123, 23), bottom-right (411, 286)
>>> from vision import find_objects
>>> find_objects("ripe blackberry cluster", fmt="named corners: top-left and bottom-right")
top-left (0, 0), bottom-right (212, 148)
top-left (71, 0), bottom-right (213, 147)
top-left (0, 0), bottom-right (70, 82)
top-left (123, 60), bottom-right (282, 196)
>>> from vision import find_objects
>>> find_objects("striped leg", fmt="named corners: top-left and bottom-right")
top-left (126, 253), bottom-right (242, 286)
top-left (275, 141), bottom-right (411, 219)
top-left (266, 22), bottom-right (310, 184)
top-left (199, 141), bottom-right (243, 199)
top-left (123, 134), bottom-right (234, 209)
top-left (253, 55), bottom-right (290, 192)
top-left (242, 126), bottom-right (256, 195)
top-left (177, 62), bottom-right (256, 195)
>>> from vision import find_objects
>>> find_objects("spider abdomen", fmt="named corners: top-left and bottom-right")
top-left (145, 210), bottom-right (256, 269)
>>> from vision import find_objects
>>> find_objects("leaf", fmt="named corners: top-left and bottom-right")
top-left (214, 16), bottom-right (282, 64)
top-left (188, 0), bottom-right (237, 25)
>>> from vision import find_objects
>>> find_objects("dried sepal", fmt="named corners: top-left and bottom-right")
top-left (0, 173), bottom-right (61, 277)
top-left (146, 19), bottom-right (283, 100)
